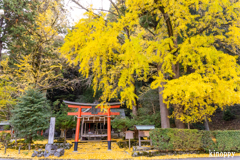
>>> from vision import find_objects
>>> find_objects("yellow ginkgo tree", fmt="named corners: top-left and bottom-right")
top-left (2, 0), bottom-right (67, 93)
top-left (61, 0), bottom-right (240, 128)
top-left (0, 0), bottom-right (68, 122)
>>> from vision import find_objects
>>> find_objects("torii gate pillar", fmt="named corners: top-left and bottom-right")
top-left (74, 107), bottom-right (81, 152)
top-left (63, 100), bottom-right (121, 152)
top-left (107, 108), bottom-right (111, 150)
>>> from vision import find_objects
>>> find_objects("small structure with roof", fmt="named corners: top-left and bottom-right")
top-left (63, 100), bottom-right (123, 151)
top-left (0, 121), bottom-right (10, 131)
top-left (125, 130), bottom-right (135, 149)
top-left (134, 125), bottom-right (155, 147)
top-left (79, 107), bottom-right (125, 141)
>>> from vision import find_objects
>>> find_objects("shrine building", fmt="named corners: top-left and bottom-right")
top-left (63, 100), bottom-right (125, 151)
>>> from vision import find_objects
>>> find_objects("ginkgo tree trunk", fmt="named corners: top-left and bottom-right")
top-left (61, 0), bottom-right (240, 127)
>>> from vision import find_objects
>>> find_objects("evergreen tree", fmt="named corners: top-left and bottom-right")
top-left (54, 100), bottom-right (75, 143)
top-left (0, 0), bottom-right (39, 61)
top-left (10, 89), bottom-right (51, 149)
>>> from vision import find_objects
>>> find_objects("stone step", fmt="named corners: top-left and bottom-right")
top-left (117, 140), bottom-right (151, 148)
top-left (133, 146), bottom-right (155, 151)
top-left (132, 150), bottom-right (160, 157)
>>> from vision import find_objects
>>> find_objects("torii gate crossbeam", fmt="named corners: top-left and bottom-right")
top-left (63, 100), bottom-right (121, 152)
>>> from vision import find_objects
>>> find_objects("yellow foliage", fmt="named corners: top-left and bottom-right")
top-left (0, 0), bottom-right (66, 117)
top-left (0, 139), bottom-right (232, 159)
top-left (1, 0), bottom-right (65, 94)
top-left (0, 59), bottom-right (17, 109)
top-left (0, 80), bottom-right (16, 108)
top-left (61, 0), bottom-right (240, 122)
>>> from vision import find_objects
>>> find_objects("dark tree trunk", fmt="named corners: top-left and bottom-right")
top-left (172, 36), bottom-right (185, 129)
top-left (158, 86), bottom-right (170, 128)
top-left (60, 129), bottom-right (64, 138)
top-left (28, 143), bottom-right (31, 150)
top-left (156, 62), bottom-right (170, 128)
top-left (132, 104), bottom-right (138, 116)
top-left (64, 129), bottom-right (67, 144)
top-left (157, 4), bottom-right (185, 128)
top-left (175, 118), bottom-right (185, 129)
top-left (14, 130), bottom-right (18, 146)
top-left (28, 136), bottom-right (32, 150)
top-left (0, 40), bottom-right (2, 63)
top-left (0, 16), bottom-right (3, 63)
top-left (4, 144), bottom-right (7, 154)
top-left (131, 75), bottom-right (138, 116)
top-left (172, 61), bottom-right (185, 128)
top-left (204, 116), bottom-right (210, 131)
top-left (174, 105), bottom-right (185, 129)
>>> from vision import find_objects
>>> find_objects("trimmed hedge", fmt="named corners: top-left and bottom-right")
top-left (200, 130), bottom-right (214, 152)
top-left (150, 128), bottom-right (240, 153)
top-left (150, 128), bottom-right (202, 151)
top-left (211, 130), bottom-right (240, 152)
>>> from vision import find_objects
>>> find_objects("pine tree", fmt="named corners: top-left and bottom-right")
top-left (10, 89), bottom-right (51, 149)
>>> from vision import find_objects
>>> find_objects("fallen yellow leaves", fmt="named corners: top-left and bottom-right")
top-left (0, 139), bottom-right (239, 159)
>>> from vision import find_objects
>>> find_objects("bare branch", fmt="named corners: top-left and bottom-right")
top-left (71, 0), bottom-right (97, 16)
top-left (72, 0), bottom-right (90, 12)
top-left (92, 8), bottom-right (118, 16)
top-left (124, 27), bottom-right (130, 39)
top-left (109, 0), bottom-right (121, 16)
top-left (145, 28), bottom-right (155, 36)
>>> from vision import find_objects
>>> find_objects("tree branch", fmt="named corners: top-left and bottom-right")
top-left (214, 41), bottom-right (237, 55)
top-left (92, 8), bottom-right (118, 16)
top-left (191, 23), bottom-right (212, 37)
top-left (71, 0), bottom-right (99, 17)
top-left (109, 0), bottom-right (121, 16)
top-left (145, 27), bottom-right (155, 36)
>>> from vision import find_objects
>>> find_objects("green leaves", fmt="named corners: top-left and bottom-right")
top-left (54, 102), bottom-right (76, 131)
top-left (10, 89), bottom-right (51, 140)
top-left (150, 128), bottom-right (240, 152)
top-left (1, 0), bottom-right (39, 56)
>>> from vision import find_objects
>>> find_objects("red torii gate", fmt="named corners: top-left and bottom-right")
top-left (63, 100), bottom-right (121, 151)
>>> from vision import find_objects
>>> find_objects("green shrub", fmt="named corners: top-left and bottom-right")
top-left (200, 131), bottom-right (215, 152)
top-left (223, 109), bottom-right (235, 121)
top-left (191, 123), bottom-right (205, 130)
top-left (211, 130), bottom-right (240, 152)
top-left (10, 89), bottom-right (51, 147)
top-left (150, 128), bottom-right (173, 150)
top-left (150, 129), bottom-right (240, 153)
top-left (3, 125), bottom-right (10, 130)
top-left (150, 128), bottom-right (202, 151)
top-left (0, 132), bottom-right (11, 154)
top-left (112, 116), bottom-right (134, 131)
top-left (112, 108), bottom-right (161, 132)
top-left (23, 151), bottom-right (28, 155)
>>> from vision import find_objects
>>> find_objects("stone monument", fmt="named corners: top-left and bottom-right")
top-left (44, 117), bottom-right (58, 157)
top-left (31, 117), bottom-right (66, 158)
top-left (48, 117), bottom-right (55, 144)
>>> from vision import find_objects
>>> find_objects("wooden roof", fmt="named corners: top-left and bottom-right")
top-left (134, 125), bottom-right (155, 130)
top-left (63, 100), bottom-right (121, 106)
top-left (64, 100), bottom-right (124, 123)
top-left (79, 109), bottom-right (126, 123)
